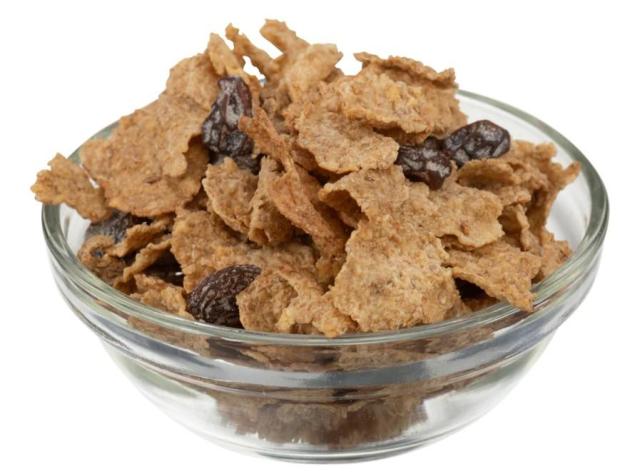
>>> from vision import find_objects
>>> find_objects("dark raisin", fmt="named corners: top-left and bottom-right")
top-left (395, 137), bottom-right (452, 189)
top-left (442, 120), bottom-right (510, 166)
top-left (186, 264), bottom-right (261, 327)
top-left (85, 211), bottom-right (146, 243)
top-left (202, 76), bottom-right (254, 161)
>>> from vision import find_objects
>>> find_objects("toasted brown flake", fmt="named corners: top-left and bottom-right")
top-left (319, 166), bottom-right (409, 222)
top-left (445, 292), bottom-right (472, 319)
top-left (501, 141), bottom-right (552, 192)
top-left (337, 64), bottom-right (464, 136)
top-left (330, 215), bottom-right (458, 332)
top-left (250, 243), bottom-right (317, 277)
top-left (284, 44), bottom-right (342, 102)
top-left (457, 158), bottom-right (531, 206)
top-left (526, 154), bottom-right (581, 238)
top-left (499, 204), bottom-right (535, 251)
top-left (259, 84), bottom-right (291, 130)
top-left (267, 165), bottom-right (347, 261)
top-left (110, 216), bottom-right (173, 257)
top-left (122, 237), bottom-right (172, 282)
top-left (279, 290), bottom-right (356, 337)
top-left (336, 68), bottom-right (432, 133)
top-left (77, 235), bottom-right (124, 285)
top-left (172, 209), bottom-right (316, 293)
top-left (279, 83), bottom-right (328, 131)
top-left (494, 186), bottom-right (532, 207)
top-left (406, 179), bottom-right (504, 248)
top-left (81, 96), bottom-right (208, 216)
top-left (239, 107), bottom-right (294, 169)
top-left (248, 157), bottom-right (294, 245)
top-left (354, 52), bottom-right (457, 87)
top-left (207, 33), bottom-right (245, 76)
top-left (289, 142), bottom-right (321, 173)
top-left (178, 188), bottom-right (210, 212)
top-left (171, 210), bottom-right (245, 291)
top-left (464, 141), bottom-right (579, 239)
top-left (32, 154), bottom-right (111, 223)
top-left (457, 143), bottom-right (559, 213)
top-left (238, 270), bottom-right (298, 332)
top-left (447, 240), bottom-right (541, 312)
top-left (240, 107), bottom-right (347, 260)
top-left (260, 19), bottom-right (309, 55)
top-left (535, 229), bottom-right (572, 281)
top-left (295, 108), bottom-right (399, 173)
top-left (377, 127), bottom-right (429, 146)
top-left (203, 160), bottom-right (257, 235)
top-left (131, 274), bottom-right (190, 317)
top-left (225, 24), bottom-right (274, 76)
top-left (351, 53), bottom-right (465, 136)
top-left (457, 158), bottom-right (518, 188)
top-left (239, 266), bottom-right (354, 336)
top-left (196, 242), bottom-right (318, 295)
top-left (128, 275), bottom-right (209, 354)
top-left (463, 293), bottom-right (498, 312)
top-left (317, 194), bottom-right (361, 228)
top-left (165, 54), bottom-right (219, 110)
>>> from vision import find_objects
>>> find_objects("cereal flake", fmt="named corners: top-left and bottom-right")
top-left (131, 274), bottom-right (190, 317)
top-left (165, 53), bottom-right (219, 110)
top-left (77, 235), bottom-right (124, 285)
top-left (225, 24), bottom-right (274, 77)
top-left (122, 237), bottom-right (172, 282)
top-left (406, 178), bottom-right (504, 248)
top-left (447, 239), bottom-right (541, 311)
top-left (319, 166), bottom-right (409, 223)
top-left (109, 216), bottom-right (172, 257)
top-left (248, 157), bottom-right (294, 245)
top-left (295, 108), bottom-right (399, 174)
top-left (203, 160), bottom-right (257, 236)
top-left (284, 44), bottom-right (343, 102)
top-left (330, 215), bottom-right (458, 332)
top-left (81, 96), bottom-right (208, 216)
top-left (32, 154), bottom-right (111, 223)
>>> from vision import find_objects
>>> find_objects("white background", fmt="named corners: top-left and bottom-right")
top-left (1, 1), bottom-right (638, 472)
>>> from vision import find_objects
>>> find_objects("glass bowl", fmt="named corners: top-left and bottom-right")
top-left (42, 91), bottom-right (608, 463)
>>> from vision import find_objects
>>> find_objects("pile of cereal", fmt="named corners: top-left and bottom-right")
top-left (32, 20), bottom-right (580, 336)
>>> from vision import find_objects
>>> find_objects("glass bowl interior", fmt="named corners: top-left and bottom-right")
top-left (41, 90), bottom-right (609, 347)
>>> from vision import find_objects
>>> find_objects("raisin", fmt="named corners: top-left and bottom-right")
top-left (85, 211), bottom-right (146, 243)
top-left (443, 120), bottom-right (510, 166)
top-left (202, 76), bottom-right (254, 163)
top-left (186, 264), bottom-right (261, 327)
top-left (395, 137), bottom-right (452, 189)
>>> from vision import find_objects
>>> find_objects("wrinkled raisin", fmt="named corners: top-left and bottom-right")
top-left (186, 264), bottom-right (261, 327)
top-left (443, 120), bottom-right (510, 166)
top-left (395, 137), bottom-right (452, 189)
top-left (202, 76), bottom-right (254, 162)
top-left (85, 211), bottom-right (146, 243)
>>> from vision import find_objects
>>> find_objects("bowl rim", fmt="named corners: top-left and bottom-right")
top-left (41, 89), bottom-right (609, 347)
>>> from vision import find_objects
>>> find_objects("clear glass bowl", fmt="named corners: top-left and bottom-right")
top-left (42, 91), bottom-right (608, 462)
